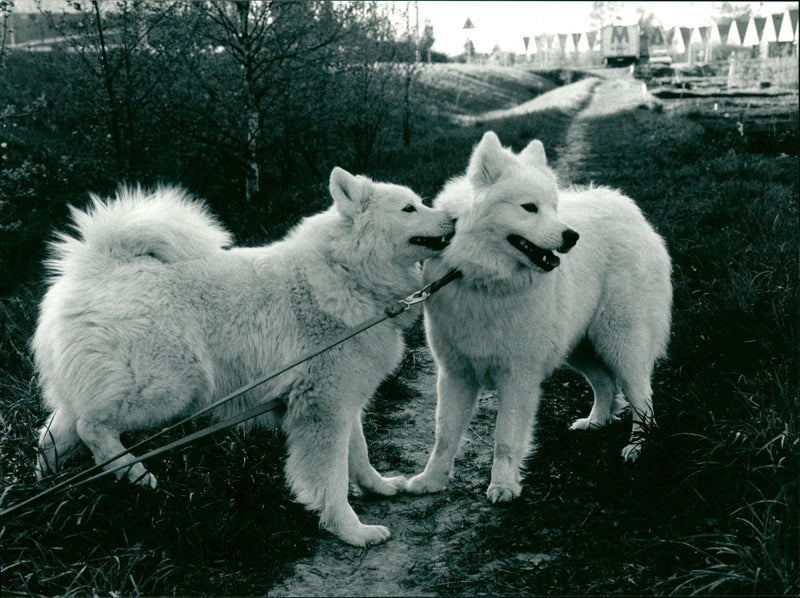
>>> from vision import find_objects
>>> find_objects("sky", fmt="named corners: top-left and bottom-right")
top-left (415, 1), bottom-right (796, 55)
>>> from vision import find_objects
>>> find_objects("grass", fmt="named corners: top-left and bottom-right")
top-left (2, 66), bottom-right (798, 595)
top-left (414, 64), bottom-right (557, 116)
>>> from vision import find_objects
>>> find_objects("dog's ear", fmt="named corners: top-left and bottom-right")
top-left (467, 131), bottom-right (512, 188)
top-left (520, 139), bottom-right (547, 168)
top-left (330, 167), bottom-right (372, 217)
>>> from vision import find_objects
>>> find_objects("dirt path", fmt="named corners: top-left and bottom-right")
top-left (270, 72), bottom-right (655, 598)
top-left (269, 345), bottom-right (505, 597)
top-left (555, 73), bottom-right (656, 184)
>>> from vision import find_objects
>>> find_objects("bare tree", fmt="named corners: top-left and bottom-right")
top-left (333, 1), bottom-right (427, 165)
top-left (590, 1), bottom-right (625, 30)
top-left (400, 1), bottom-right (422, 148)
top-left (189, 0), bottom-right (350, 204)
top-left (38, 0), bottom-right (191, 177)
top-left (1, 0), bottom-right (12, 57)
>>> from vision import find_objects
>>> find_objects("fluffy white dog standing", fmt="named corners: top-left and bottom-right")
top-left (33, 169), bottom-right (454, 546)
top-left (407, 132), bottom-right (672, 502)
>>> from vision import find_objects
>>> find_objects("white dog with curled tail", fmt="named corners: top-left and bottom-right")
top-left (408, 131), bottom-right (672, 503)
top-left (33, 172), bottom-right (454, 546)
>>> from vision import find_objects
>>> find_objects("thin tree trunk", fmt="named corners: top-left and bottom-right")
top-left (92, 0), bottom-right (126, 176)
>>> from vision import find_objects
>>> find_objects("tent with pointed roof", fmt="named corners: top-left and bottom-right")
top-left (762, 15), bottom-right (778, 43)
top-left (576, 31), bottom-right (591, 53)
top-left (669, 26), bottom-right (685, 54)
top-left (564, 33), bottom-right (576, 54)
top-left (777, 8), bottom-right (798, 42)
top-left (708, 22), bottom-right (721, 44)
top-left (744, 17), bottom-right (765, 46)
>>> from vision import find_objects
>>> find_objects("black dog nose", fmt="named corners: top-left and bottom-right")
top-left (560, 229), bottom-right (579, 252)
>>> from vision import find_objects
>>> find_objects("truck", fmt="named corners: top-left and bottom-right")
top-left (602, 24), bottom-right (673, 67)
top-left (601, 24), bottom-right (641, 66)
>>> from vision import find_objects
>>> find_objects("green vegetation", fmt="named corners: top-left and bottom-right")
top-left (1, 34), bottom-right (797, 596)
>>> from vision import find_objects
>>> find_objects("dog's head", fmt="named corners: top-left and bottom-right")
top-left (440, 131), bottom-right (578, 280)
top-left (329, 167), bottom-right (455, 265)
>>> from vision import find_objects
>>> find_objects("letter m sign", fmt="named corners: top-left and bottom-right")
top-left (611, 26), bottom-right (629, 44)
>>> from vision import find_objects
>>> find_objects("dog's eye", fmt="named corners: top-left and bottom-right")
top-left (402, 204), bottom-right (417, 213)
top-left (521, 203), bottom-right (539, 213)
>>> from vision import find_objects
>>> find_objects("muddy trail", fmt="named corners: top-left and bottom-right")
top-left (270, 74), bottom-right (653, 597)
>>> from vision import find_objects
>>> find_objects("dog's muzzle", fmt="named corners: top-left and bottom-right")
top-left (410, 231), bottom-right (455, 251)
top-left (507, 229), bottom-right (578, 272)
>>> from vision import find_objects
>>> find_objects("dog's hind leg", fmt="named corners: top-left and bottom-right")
top-left (407, 368), bottom-right (480, 495)
top-left (348, 412), bottom-right (406, 496)
top-left (617, 371), bottom-right (655, 462)
top-left (75, 417), bottom-right (157, 488)
top-left (36, 408), bottom-right (81, 479)
top-left (567, 338), bottom-right (628, 431)
top-left (597, 334), bottom-right (657, 461)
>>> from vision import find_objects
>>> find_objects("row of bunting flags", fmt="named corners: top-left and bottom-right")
top-left (477, 9), bottom-right (799, 56)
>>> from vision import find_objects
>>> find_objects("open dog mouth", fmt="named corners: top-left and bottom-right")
top-left (507, 234), bottom-right (560, 271)
top-left (409, 231), bottom-right (454, 251)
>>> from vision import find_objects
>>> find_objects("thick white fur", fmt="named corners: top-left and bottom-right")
top-left (33, 172), bottom-right (454, 546)
top-left (408, 132), bottom-right (672, 503)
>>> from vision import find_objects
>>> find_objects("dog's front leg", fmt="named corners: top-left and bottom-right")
top-left (407, 367), bottom-right (479, 494)
top-left (488, 374), bottom-right (542, 503)
top-left (283, 405), bottom-right (390, 547)
top-left (348, 411), bottom-right (407, 496)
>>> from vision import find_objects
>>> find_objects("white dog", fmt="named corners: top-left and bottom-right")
top-left (33, 169), bottom-right (454, 546)
top-left (407, 132), bottom-right (672, 502)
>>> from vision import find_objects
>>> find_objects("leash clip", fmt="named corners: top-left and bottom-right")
top-left (385, 269), bottom-right (461, 318)
top-left (386, 286), bottom-right (432, 317)
top-left (400, 286), bottom-right (433, 307)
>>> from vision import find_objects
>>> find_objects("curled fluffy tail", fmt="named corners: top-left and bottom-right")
top-left (46, 186), bottom-right (233, 276)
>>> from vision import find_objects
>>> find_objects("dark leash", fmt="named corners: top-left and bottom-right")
top-left (0, 268), bottom-right (462, 520)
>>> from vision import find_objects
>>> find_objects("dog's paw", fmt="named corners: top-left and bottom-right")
top-left (129, 468), bottom-right (158, 490)
top-left (355, 474), bottom-right (408, 496)
top-left (569, 417), bottom-right (594, 431)
top-left (338, 523), bottom-right (392, 547)
top-left (34, 457), bottom-right (53, 481)
top-left (486, 481), bottom-right (521, 503)
top-left (621, 443), bottom-right (641, 462)
top-left (376, 475), bottom-right (408, 496)
top-left (406, 472), bottom-right (448, 495)
top-left (611, 395), bottom-right (629, 418)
